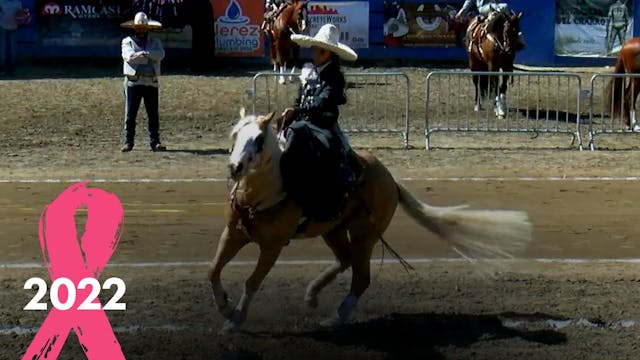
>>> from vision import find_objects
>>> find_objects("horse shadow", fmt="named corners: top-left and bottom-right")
top-left (160, 148), bottom-right (228, 155)
top-left (517, 108), bottom-right (591, 125)
top-left (267, 312), bottom-right (567, 359)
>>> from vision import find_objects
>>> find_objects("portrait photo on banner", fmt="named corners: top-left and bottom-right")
top-left (383, 1), bottom-right (471, 48)
top-left (555, 0), bottom-right (634, 57)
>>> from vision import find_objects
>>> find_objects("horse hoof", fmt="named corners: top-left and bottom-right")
top-left (319, 316), bottom-right (343, 328)
top-left (219, 320), bottom-right (240, 335)
top-left (218, 305), bottom-right (235, 320)
top-left (304, 294), bottom-right (319, 309)
top-left (474, 105), bottom-right (482, 112)
top-left (278, 78), bottom-right (286, 85)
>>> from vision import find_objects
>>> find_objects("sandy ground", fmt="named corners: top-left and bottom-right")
top-left (2, 64), bottom-right (640, 359)
top-left (1, 180), bottom-right (640, 359)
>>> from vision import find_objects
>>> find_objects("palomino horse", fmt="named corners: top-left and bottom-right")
top-left (608, 37), bottom-right (640, 131)
top-left (266, 0), bottom-right (308, 84)
top-left (466, 11), bottom-right (522, 118)
top-left (207, 110), bottom-right (533, 334)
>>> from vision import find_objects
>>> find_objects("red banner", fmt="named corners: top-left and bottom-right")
top-left (212, 0), bottom-right (264, 57)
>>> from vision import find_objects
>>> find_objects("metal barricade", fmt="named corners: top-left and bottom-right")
top-left (425, 71), bottom-right (584, 150)
top-left (588, 73), bottom-right (640, 150)
top-left (250, 71), bottom-right (410, 148)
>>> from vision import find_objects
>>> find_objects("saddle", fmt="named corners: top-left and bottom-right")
top-left (277, 116), bottom-right (364, 225)
top-left (467, 13), bottom-right (502, 55)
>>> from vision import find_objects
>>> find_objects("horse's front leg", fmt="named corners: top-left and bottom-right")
top-left (220, 239), bottom-right (286, 334)
top-left (278, 63), bottom-right (287, 85)
top-left (208, 225), bottom-right (249, 319)
top-left (495, 74), bottom-right (509, 119)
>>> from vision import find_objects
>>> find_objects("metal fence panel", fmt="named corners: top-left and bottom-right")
top-left (588, 73), bottom-right (640, 150)
top-left (250, 71), bottom-right (410, 148)
top-left (425, 71), bottom-right (583, 150)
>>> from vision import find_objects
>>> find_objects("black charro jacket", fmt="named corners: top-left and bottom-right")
top-left (293, 60), bottom-right (347, 129)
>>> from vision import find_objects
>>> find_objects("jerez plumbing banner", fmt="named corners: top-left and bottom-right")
top-left (555, 0), bottom-right (634, 57)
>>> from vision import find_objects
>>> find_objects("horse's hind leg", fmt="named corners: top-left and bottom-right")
top-left (323, 225), bottom-right (376, 326)
top-left (629, 78), bottom-right (640, 131)
top-left (220, 239), bottom-right (285, 334)
top-left (208, 226), bottom-right (249, 319)
top-left (278, 64), bottom-right (286, 84)
top-left (305, 229), bottom-right (352, 308)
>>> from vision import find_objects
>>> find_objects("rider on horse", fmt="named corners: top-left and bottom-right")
top-left (456, 0), bottom-right (525, 52)
top-left (279, 23), bottom-right (359, 224)
top-left (261, 0), bottom-right (291, 32)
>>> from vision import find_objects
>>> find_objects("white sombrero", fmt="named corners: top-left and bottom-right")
top-left (121, 12), bottom-right (163, 30)
top-left (290, 24), bottom-right (358, 61)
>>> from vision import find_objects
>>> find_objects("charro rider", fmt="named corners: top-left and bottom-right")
top-left (606, 0), bottom-right (629, 54)
top-left (120, 12), bottom-right (166, 152)
top-left (455, 0), bottom-right (525, 51)
top-left (279, 23), bottom-right (358, 224)
top-left (261, 0), bottom-right (290, 32)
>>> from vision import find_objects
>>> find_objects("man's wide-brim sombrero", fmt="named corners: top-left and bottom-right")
top-left (290, 24), bottom-right (358, 61)
top-left (121, 12), bottom-right (162, 30)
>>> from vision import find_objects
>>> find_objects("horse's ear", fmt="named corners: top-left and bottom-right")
top-left (239, 107), bottom-right (246, 118)
top-left (258, 112), bottom-right (276, 130)
top-left (516, 11), bottom-right (523, 19)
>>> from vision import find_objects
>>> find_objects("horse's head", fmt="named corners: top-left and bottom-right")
top-left (503, 11), bottom-right (522, 54)
top-left (228, 109), bottom-right (277, 180)
top-left (282, 0), bottom-right (309, 33)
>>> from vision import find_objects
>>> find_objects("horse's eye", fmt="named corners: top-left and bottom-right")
top-left (254, 134), bottom-right (265, 152)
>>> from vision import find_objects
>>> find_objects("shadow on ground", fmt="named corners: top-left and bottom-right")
top-left (270, 312), bottom-right (567, 359)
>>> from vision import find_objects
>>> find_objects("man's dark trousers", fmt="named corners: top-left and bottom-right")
top-left (124, 84), bottom-right (160, 147)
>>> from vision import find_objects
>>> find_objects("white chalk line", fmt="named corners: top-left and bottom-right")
top-left (3, 258), bottom-right (640, 269)
top-left (1, 176), bottom-right (640, 183)
top-left (1, 317), bottom-right (638, 336)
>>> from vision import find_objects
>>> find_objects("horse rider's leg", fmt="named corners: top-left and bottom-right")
top-left (220, 238), bottom-right (285, 334)
top-left (305, 229), bottom-right (352, 308)
top-left (208, 225), bottom-right (249, 319)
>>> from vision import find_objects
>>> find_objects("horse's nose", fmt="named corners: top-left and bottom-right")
top-left (228, 162), bottom-right (243, 178)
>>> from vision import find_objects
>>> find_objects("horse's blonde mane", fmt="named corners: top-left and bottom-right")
top-left (229, 115), bottom-right (259, 139)
top-left (229, 115), bottom-right (279, 153)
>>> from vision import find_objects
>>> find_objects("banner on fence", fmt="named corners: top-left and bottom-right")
top-left (382, 1), bottom-right (469, 48)
top-left (555, 0), bottom-right (634, 57)
top-left (307, 1), bottom-right (369, 48)
top-left (213, 0), bottom-right (263, 57)
top-left (36, 0), bottom-right (131, 46)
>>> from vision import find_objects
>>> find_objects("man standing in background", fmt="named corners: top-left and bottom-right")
top-left (120, 12), bottom-right (167, 152)
top-left (0, 0), bottom-right (24, 76)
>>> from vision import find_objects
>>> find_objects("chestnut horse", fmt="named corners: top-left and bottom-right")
top-left (466, 11), bottom-right (522, 118)
top-left (207, 110), bottom-right (533, 334)
top-left (266, 0), bottom-right (308, 84)
top-left (608, 37), bottom-right (640, 131)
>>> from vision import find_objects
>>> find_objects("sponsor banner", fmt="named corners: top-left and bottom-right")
top-left (383, 1), bottom-right (469, 48)
top-left (307, 1), bottom-right (369, 48)
top-left (212, 0), bottom-right (263, 57)
top-left (36, 0), bottom-right (131, 46)
top-left (555, 0), bottom-right (634, 57)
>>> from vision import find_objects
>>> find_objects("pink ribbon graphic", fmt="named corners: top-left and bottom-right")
top-left (22, 182), bottom-right (126, 360)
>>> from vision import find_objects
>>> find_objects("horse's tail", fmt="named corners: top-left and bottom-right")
top-left (396, 182), bottom-right (532, 261)
top-left (607, 55), bottom-right (626, 118)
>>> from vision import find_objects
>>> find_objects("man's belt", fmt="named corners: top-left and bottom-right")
top-left (126, 75), bottom-right (158, 81)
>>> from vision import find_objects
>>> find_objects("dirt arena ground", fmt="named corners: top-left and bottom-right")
top-left (3, 63), bottom-right (640, 359)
